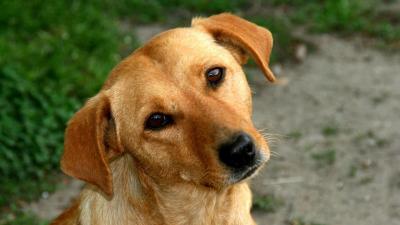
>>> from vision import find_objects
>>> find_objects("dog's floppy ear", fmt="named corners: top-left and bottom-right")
top-left (61, 93), bottom-right (116, 196)
top-left (192, 13), bottom-right (276, 82)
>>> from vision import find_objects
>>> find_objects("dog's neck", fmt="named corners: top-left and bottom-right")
top-left (78, 154), bottom-right (254, 225)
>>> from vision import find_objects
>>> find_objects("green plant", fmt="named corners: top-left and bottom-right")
top-left (2, 214), bottom-right (47, 225)
top-left (311, 149), bottom-right (336, 167)
top-left (268, 0), bottom-right (400, 45)
top-left (252, 194), bottom-right (284, 213)
top-left (249, 16), bottom-right (300, 64)
top-left (347, 164), bottom-right (358, 178)
top-left (287, 131), bottom-right (303, 141)
top-left (352, 130), bottom-right (390, 148)
top-left (107, 0), bottom-right (249, 23)
top-left (321, 125), bottom-right (339, 137)
top-left (312, 0), bottom-right (368, 33)
top-left (1, 205), bottom-right (48, 225)
top-left (0, 0), bottom-right (124, 207)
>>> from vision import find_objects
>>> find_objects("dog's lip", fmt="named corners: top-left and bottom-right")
top-left (228, 161), bottom-right (263, 185)
top-left (239, 163), bottom-right (262, 180)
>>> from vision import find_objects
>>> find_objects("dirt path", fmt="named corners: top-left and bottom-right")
top-left (26, 30), bottom-right (400, 225)
top-left (250, 35), bottom-right (400, 225)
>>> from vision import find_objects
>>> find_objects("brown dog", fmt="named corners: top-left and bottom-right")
top-left (51, 13), bottom-right (276, 225)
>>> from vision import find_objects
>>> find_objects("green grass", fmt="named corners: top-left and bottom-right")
top-left (1, 203), bottom-right (48, 225)
top-left (353, 130), bottom-right (390, 148)
top-left (371, 92), bottom-right (389, 105)
top-left (249, 16), bottom-right (304, 64)
top-left (105, 0), bottom-right (249, 23)
top-left (347, 164), bottom-right (358, 178)
top-left (321, 125), bottom-right (339, 137)
top-left (311, 149), bottom-right (336, 167)
top-left (260, 0), bottom-right (400, 47)
top-left (252, 194), bottom-right (284, 213)
top-left (1, 213), bottom-right (47, 225)
top-left (0, 176), bottom-right (59, 210)
top-left (287, 131), bottom-right (303, 141)
top-left (0, 0), bottom-right (127, 210)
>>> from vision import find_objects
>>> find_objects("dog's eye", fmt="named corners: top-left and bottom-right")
top-left (206, 67), bottom-right (225, 87)
top-left (145, 113), bottom-right (173, 130)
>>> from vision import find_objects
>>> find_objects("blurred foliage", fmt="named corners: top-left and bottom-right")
top-left (2, 213), bottom-right (47, 225)
top-left (249, 16), bottom-right (300, 64)
top-left (0, 0), bottom-right (399, 222)
top-left (268, 0), bottom-right (400, 44)
top-left (91, 0), bottom-right (249, 23)
top-left (311, 149), bottom-right (337, 168)
top-left (252, 194), bottom-right (284, 213)
top-left (0, 0), bottom-right (126, 207)
top-left (1, 204), bottom-right (48, 225)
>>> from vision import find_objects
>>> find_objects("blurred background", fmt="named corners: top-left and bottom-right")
top-left (1, 0), bottom-right (399, 224)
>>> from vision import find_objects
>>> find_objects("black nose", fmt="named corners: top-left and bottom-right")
top-left (218, 132), bottom-right (256, 169)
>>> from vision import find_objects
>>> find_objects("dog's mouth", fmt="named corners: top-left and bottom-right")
top-left (228, 160), bottom-right (264, 184)
top-left (241, 164), bottom-right (260, 179)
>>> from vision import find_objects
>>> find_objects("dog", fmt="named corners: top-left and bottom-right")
top-left (51, 13), bottom-right (276, 225)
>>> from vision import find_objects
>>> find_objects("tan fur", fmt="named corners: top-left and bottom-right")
top-left (51, 13), bottom-right (275, 225)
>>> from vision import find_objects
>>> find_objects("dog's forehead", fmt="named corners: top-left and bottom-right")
top-left (114, 27), bottom-right (230, 80)
top-left (107, 27), bottom-right (238, 102)
top-left (141, 27), bottom-right (216, 58)
top-left (136, 27), bottom-right (234, 74)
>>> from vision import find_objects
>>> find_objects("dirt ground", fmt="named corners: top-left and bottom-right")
top-left (27, 28), bottom-right (400, 225)
top-left (250, 35), bottom-right (400, 225)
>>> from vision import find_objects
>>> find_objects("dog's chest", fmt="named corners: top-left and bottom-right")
top-left (155, 184), bottom-right (254, 225)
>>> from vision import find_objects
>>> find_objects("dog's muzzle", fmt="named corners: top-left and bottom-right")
top-left (218, 132), bottom-right (264, 183)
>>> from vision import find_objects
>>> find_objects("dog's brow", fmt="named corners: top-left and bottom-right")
top-left (138, 98), bottom-right (179, 115)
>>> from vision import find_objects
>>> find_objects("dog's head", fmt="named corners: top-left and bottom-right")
top-left (61, 13), bottom-right (275, 196)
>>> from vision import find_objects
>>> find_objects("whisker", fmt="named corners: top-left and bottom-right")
top-left (270, 150), bottom-right (281, 158)
top-left (261, 133), bottom-right (283, 144)
top-left (257, 128), bottom-right (268, 133)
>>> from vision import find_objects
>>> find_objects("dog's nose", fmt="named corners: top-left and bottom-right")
top-left (218, 132), bottom-right (256, 169)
